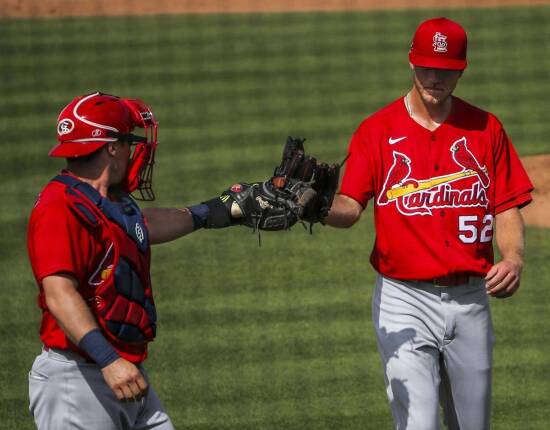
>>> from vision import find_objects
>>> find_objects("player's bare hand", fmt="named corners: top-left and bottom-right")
top-left (485, 259), bottom-right (522, 299)
top-left (101, 357), bottom-right (148, 401)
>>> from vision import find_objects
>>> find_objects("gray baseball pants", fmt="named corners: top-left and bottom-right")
top-left (29, 348), bottom-right (174, 430)
top-left (372, 274), bottom-right (494, 430)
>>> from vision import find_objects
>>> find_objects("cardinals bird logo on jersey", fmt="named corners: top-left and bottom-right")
top-left (377, 137), bottom-right (489, 216)
top-left (451, 137), bottom-right (490, 187)
top-left (378, 152), bottom-right (412, 205)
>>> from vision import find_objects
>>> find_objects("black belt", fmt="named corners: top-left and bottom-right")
top-left (429, 273), bottom-right (471, 287)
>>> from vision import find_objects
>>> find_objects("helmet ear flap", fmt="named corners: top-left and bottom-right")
top-left (120, 98), bottom-right (155, 128)
top-left (124, 144), bottom-right (147, 195)
top-left (118, 98), bottom-right (158, 201)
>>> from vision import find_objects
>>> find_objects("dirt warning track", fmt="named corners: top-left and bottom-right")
top-left (3, 0), bottom-right (550, 18)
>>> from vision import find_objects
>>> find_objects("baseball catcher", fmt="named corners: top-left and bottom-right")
top-left (27, 91), bottom-right (335, 429)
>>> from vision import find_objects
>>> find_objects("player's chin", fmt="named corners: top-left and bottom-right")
top-left (423, 90), bottom-right (448, 104)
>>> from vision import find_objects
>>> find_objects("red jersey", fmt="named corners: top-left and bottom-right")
top-left (27, 175), bottom-right (150, 363)
top-left (340, 96), bottom-right (533, 280)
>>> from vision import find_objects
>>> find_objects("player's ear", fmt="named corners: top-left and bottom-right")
top-left (409, 62), bottom-right (415, 71)
top-left (106, 141), bottom-right (126, 158)
top-left (105, 142), bottom-right (117, 156)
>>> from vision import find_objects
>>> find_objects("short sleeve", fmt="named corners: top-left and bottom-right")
top-left (339, 130), bottom-right (376, 208)
top-left (492, 125), bottom-right (534, 214)
top-left (27, 200), bottom-right (91, 284)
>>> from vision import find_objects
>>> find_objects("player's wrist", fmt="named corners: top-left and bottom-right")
top-left (195, 197), bottom-right (241, 229)
top-left (78, 328), bottom-right (120, 369)
top-left (187, 203), bottom-right (210, 229)
top-left (503, 256), bottom-right (524, 271)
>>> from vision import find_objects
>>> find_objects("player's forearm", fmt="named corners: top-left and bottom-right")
top-left (495, 207), bottom-right (525, 267)
top-left (143, 207), bottom-right (196, 244)
top-left (324, 194), bottom-right (363, 228)
top-left (42, 274), bottom-right (100, 344)
top-left (144, 196), bottom-right (249, 244)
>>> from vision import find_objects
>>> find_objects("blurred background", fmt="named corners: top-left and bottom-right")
top-left (1, 1), bottom-right (549, 428)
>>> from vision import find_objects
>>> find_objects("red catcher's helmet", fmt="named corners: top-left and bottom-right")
top-left (51, 92), bottom-right (159, 200)
top-left (409, 17), bottom-right (467, 71)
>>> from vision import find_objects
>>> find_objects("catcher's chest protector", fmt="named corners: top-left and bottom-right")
top-left (47, 174), bottom-right (157, 344)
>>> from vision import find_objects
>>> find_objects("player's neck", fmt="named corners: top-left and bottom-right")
top-left (65, 164), bottom-right (111, 198)
top-left (406, 88), bottom-right (453, 131)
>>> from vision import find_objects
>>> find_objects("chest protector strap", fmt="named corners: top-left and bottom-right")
top-left (50, 174), bottom-right (157, 344)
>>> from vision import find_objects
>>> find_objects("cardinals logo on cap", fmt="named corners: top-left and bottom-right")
top-left (409, 17), bottom-right (467, 70)
top-left (432, 32), bottom-right (448, 53)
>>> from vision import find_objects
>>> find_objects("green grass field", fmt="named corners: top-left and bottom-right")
top-left (1, 6), bottom-right (550, 429)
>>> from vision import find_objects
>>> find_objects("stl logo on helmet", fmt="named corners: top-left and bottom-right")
top-left (92, 129), bottom-right (102, 137)
top-left (140, 111), bottom-right (153, 121)
top-left (57, 119), bottom-right (74, 136)
top-left (231, 184), bottom-right (243, 193)
top-left (432, 32), bottom-right (448, 53)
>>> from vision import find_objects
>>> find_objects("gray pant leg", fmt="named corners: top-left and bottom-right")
top-left (373, 275), bottom-right (494, 430)
top-left (29, 352), bottom-right (70, 430)
top-left (29, 350), bottom-right (120, 430)
top-left (29, 349), bottom-right (174, 430)
top-left (440, 278), bottom-right (494, 430)
top-left (136, 370), bottom-right (175, 430)
top-left (373, 276), bottom-right (443, 430)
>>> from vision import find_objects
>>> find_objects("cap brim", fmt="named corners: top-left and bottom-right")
top-left (49, 142), bottom-right (107, 158)
top-left (409, 53), bottom-right (467, 71)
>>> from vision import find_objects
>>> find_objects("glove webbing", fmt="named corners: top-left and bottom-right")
top-left (249, 192), bottom-right (297, 247)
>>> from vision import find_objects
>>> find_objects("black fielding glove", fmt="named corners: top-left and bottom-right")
top-left (273, 136), bottom-right (341, 224)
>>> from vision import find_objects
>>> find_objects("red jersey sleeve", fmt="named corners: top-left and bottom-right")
top-left (492, 122), bottom-right (534, 214)
top-left (339, 129), bottom-right (375, 207)
top-left (28, 199), bottom-right (93, 284)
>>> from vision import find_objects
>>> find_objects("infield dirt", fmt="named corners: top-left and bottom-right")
top-left (3, 0), bottom-right (550, 17)
top-left (3, 0), bottom-right (549, 227)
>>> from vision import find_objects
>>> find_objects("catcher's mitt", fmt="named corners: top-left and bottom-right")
top-left (273, 136), bottom-right (341, 224)
top-left (226, 179), bottom-right (316, 231)
top-left (204, 178), bottom-right (316, 235)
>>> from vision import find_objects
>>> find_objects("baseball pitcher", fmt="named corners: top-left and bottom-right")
top-left (308, 17), bottom-right (533, 430)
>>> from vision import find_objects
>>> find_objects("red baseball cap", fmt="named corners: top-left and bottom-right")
top-left (409, 17), bottom-right (467, 70)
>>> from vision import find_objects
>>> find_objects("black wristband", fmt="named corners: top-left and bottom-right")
top-left (78, 329), bottom-right (120, 368)
top-left (202, 197), bottom-right (234, 228)
top-left (188, 203), bottom-right (210, 230)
